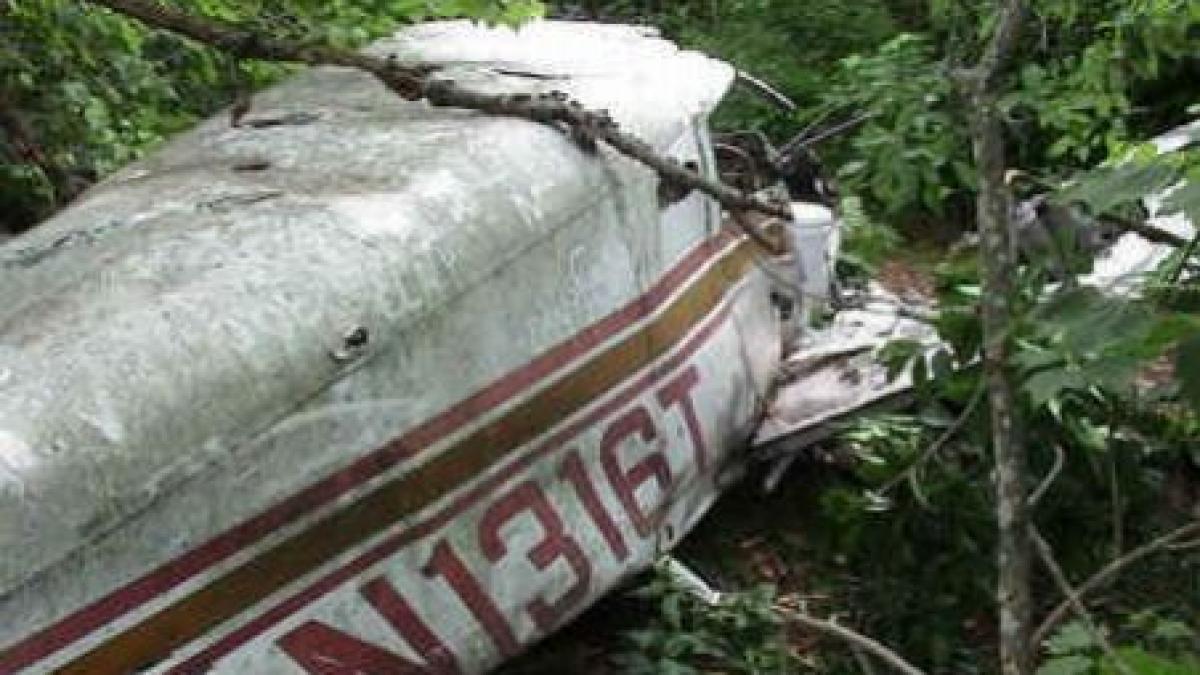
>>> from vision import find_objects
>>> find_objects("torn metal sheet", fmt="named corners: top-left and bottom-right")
top-left (0, 20), bottom-right (792, 675)
top-left (752, 286), bottom-right (939, 469)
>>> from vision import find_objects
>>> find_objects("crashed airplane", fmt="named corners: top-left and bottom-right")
top-left (4, 16), bottom-right (1194, 674)
top-left (0, 20), bottom-right (839, 674)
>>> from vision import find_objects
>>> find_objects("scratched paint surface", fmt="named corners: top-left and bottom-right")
top-left (201, 295), bottom-right (777, 674)
top-left (0, 20), bottom-right (790, 674)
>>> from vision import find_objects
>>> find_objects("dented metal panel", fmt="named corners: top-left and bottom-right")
top-left (0, 21), bottom-right (785, 674)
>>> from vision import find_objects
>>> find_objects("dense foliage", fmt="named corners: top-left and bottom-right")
top-left (567, 0), bottom-right (1199, 229)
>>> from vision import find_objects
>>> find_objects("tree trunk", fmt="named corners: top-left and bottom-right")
top-left (970, 82), bottom-right (1032, 675)
top-left (956, 1), bottom-right (1031, 672)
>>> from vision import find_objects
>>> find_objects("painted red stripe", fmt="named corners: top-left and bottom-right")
top-left (0, 233), bottom-right (734, 673)
top-left (170, 298), bottom-right (734, 673)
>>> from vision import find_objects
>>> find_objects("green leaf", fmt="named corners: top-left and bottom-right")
top-left (625, 629), bottom-right (659, 649)
top-left (1012, 343), bottom-right (1066, 374)
top-left (1037, 654), bottom-right (1095, 675)
top-left (1058, 158), bottom-right (1180, 215)
top-left (1046, 621), bottom-right (1101, 655)
top-left (878, 339), bottom-right (925, 382)
top-left (1149, 619), bottom-right (1195, 643)
top-left (662, 593), bottom-right (683, 629)
top-left (1161, 174), bottom-right (1200, 224)
top-left (1102, 647), bottom-right (1199, 675)
top-left (1024, 367), bottom-right (1089, 408)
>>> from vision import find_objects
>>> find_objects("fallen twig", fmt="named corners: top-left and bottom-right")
top-left (1032, 520), bottom-right (1200, 646)
top-left (779, 608), bottom-right (927, 675)
top-left (85, 0), bottom-right (793, 227)
top-left (664, 556), bottom-right (924, 675)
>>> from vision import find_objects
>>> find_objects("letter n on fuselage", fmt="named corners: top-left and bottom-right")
top-left (277, 577), bottom-right (460, 674)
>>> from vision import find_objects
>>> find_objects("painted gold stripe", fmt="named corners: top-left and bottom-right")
top-left (55, 231), bottom-right (768, 674)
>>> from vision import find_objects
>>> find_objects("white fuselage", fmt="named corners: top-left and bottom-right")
top-left (0, 21), bottom-right (785, 674)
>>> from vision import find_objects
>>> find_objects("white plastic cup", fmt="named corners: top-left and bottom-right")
top-left (788, 202), bottom-right (838, 321)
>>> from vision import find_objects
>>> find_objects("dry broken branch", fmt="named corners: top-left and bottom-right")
top-left (1032, 520), bottom-right (1200, 647)
top-left (85, 0), bottom-right (793, 228)
top-left (1030, 527), bottom-right (1133, 675)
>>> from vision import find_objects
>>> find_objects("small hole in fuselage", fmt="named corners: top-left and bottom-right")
top-left (233, 160), bottom-right (271, 172)
top-left (344, 326), bottom-right (369, 349)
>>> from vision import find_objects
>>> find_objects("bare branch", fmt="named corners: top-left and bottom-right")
top-left (1027, 444), bottom-right (1065, 508)
top-left (779, 608), bottom-right (927, 675)
top-left (1107, 451), bottom-right (1124, 568)
top-left (851, 645), bottom-right (882, 675)
top-left (83, 0), bottom-right (793, 226)
top-left (1033, 520), bottom-right (1200, 646)
top-left (789, 112), bottom-right (874, 152)
top-left (1030, 527), bottom-right (1132, 675)
top-left (87, 0), bottom-right (430, 97)
top-left (1107, 215), bottom-right (1190, 248)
